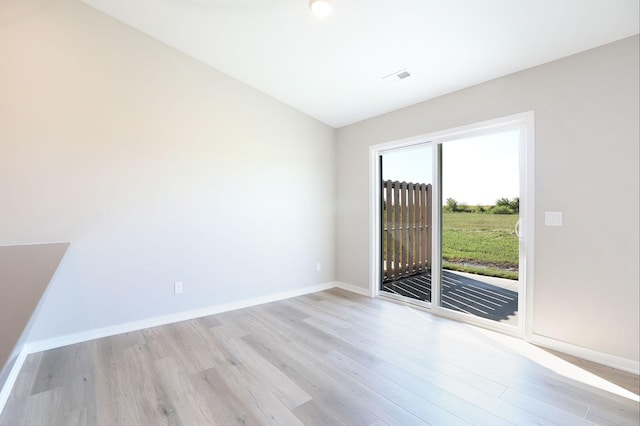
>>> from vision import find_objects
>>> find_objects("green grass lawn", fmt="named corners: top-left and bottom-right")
top-left (442, 212), bottom-right (519, 280)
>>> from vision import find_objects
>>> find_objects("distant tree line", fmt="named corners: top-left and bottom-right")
top-left (444, 197), bottom-right (519, 214)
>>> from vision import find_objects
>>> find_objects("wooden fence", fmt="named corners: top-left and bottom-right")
top-left (382, 180), bottom-right (432, 282)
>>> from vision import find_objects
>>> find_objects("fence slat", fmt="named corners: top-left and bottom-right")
top-left (407, 182), bottom-right (414, 274)
top-left (421, 184), bottom-right (428, 271)
top-left (393, 181), bottom-right (400, 280)
top-left (416, 183), bottom-right (423, 271)
top-left (398, 182), bottom-right (407, 276)
top-left (426, 183), bottom-right (432, 270)
top-left (385, 181), bottom-right (393, 280)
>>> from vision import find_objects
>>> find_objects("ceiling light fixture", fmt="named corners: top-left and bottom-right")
top-left (310, 0), bottom-right (332, 18)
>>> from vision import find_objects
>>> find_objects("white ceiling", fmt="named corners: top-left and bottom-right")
top-left (81, 0), bottom-right (639, 128)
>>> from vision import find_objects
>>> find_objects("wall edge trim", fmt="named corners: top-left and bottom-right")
top-left (334, 281), bottom-right (372, 296)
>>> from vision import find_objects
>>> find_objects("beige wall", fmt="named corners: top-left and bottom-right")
top-left (0, 0), bottom-right (335, 341)
top-left (336, 36), bottom-right (639, 364)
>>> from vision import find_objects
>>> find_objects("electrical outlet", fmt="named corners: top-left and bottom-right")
top-left (174, 281), bottom-right (183, 294)
top-left (316, 262), bottom-right (321, 272)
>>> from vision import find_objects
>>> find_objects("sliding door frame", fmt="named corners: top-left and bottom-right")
top-left (369, 111), bottom-right (535, 339)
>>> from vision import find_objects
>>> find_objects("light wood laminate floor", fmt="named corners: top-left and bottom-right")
top-left (1, 289), bottom-right (638, 425)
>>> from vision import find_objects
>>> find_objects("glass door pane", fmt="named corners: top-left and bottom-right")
top-left (439, 130), bottom-right (521, 325)
top-left (379, 144), bottom-right (433, 304)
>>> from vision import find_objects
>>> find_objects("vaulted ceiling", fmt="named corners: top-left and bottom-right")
top-left (81, 0), bottom-right (639, 128)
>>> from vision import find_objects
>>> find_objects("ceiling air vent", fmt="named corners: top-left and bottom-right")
top-left (382, 68), bottom-right (411, 82)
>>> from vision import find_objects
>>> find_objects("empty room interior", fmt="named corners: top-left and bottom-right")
top-left (1, 0), bottom-right (639, 424)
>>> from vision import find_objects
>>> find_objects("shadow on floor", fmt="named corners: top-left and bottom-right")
top-left (382, 270), bottom-right (518, 323)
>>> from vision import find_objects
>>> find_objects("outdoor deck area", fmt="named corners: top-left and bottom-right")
top-left (382, 270), bottom-right (518, 324)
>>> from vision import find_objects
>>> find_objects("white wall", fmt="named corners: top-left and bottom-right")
top-left (0, 0), bottom-right (335, 341)
top-left (336, 36), bottom-right (639, 364)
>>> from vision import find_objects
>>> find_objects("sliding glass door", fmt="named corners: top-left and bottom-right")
top-left (374, 113), bottom-right (533, 336)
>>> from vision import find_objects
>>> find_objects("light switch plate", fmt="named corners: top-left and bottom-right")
top-left (545, 211), bottom-right (563, 226)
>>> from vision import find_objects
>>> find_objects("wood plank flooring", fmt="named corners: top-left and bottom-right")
top-left (1, 288), bottom-right (638, 425)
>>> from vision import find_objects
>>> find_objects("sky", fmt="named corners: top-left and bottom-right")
top-left (382, 130), bottom-right (520, 205)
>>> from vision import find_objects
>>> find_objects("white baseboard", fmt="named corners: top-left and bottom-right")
top-left (333, 281), bottom-right (372, 297)
top-left (529, 333), bottom-right (640, 375)
top-left (25, 282), bottom-right (334, 355)
top-left (0, 345), bottom-right (30, 418)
